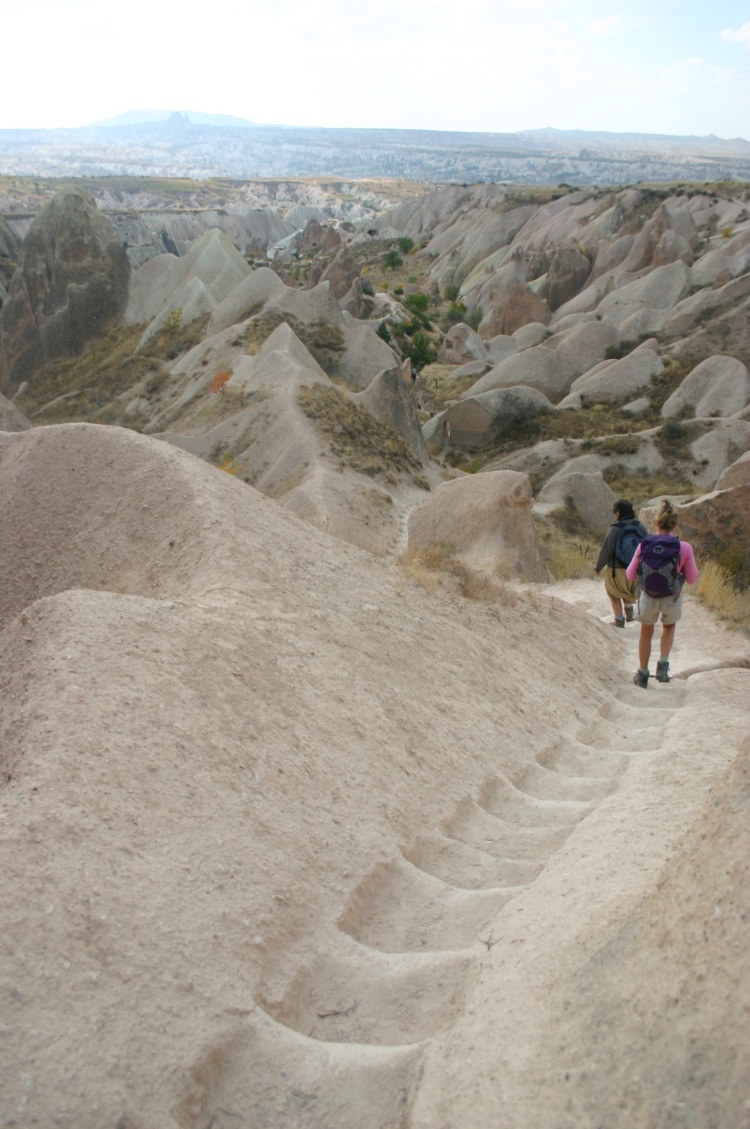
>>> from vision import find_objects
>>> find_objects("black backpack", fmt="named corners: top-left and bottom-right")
top-left (612, 521), bottom-right (642, 575)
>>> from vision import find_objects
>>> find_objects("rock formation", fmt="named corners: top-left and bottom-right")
top-left (407, 470), bottom-right (548, 580)
top-left (0, 187), bottom-right (130, 395)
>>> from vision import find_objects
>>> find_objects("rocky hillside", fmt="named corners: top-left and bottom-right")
top-left (1, 177), bottom-right (749, 1128)
top-left (1, 177), bottom-right (749, 575)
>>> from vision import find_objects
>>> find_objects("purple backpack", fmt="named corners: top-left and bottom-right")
top-left (638, 535), bottom-right (682, 598)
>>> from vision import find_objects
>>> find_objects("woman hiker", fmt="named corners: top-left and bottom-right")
top-left (626, 499), bottom-right (700, 689)
top-left (594, 499), bottom-right (647, 628)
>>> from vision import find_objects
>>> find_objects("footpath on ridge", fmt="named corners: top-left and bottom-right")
top-left (191, 582), bottom-right (749, 1129)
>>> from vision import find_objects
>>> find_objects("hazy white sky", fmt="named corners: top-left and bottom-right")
top-left (2, 0), bottom-right (749, 138)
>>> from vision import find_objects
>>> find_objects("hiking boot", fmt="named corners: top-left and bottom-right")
top-left (624, 605), bottom-right (635, 622)
top-left (656, 660), bottom-right (671, 683)
top-left (612, 617), bottom-right (626, 628)
top-left (633, 669), bottom-right (649, 689)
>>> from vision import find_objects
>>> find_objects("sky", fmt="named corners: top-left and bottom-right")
top-left (1, 0), bottom-right (749, 139)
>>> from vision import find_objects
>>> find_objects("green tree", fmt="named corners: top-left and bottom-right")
top-left (376, 321), bottom-right (392, 343)
top-left (406, 332), bottom-right (437, 370)
top-left (397, 236), bottom-right (415, 254)
top-left (383, 250), bottom-right (403, 270)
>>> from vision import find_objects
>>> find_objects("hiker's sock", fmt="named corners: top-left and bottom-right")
top-left (639, 667), bottom-right (649, 677)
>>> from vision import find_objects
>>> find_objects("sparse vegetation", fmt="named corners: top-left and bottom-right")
top-left (297, 383), bottom-right (428, 486)
top-left (696, 560), bottom-right (750, 630)
top-left (601, 466), bottom-right (702, 507)
top-left (211, 370), bottom-right (232, 395)
top-left (534, 516), bottom-right (598, 580)
top-left (399, 544), bottom-right (518, 604)
top-left (243, 311), bottom-right (344, 370)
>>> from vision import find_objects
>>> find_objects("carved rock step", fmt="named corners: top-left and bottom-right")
top-left (403, 832), bottom-right (541, 889)
top-left (257, 941), bottom-right (471, 1046)
top-left (338, 856), bottom-right (520, 952)
top-left (175, 1009), bottom-right (422, 1129)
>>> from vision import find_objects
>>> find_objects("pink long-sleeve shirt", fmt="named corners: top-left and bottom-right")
top-left (626, 535), bottom-right (700, 585)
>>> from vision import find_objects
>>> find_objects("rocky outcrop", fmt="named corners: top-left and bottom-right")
top-left (407, 470), bottom-right (548, 580)
top-left (440, 323), bottom-right (488, 365)
top-left (425, 386), bottom-right (552, 451)
top-left (536, 469), bottom-right (617, 535)
top-left (559, 342), bottom-right (663, 408)
top-left (0, 186), bottom-right (130, 395)
top-left (478, 284), bottom-right (550, 339)
top-left (0, 392), bottom-right (30, 432)
top-left (465, 345), bottom-right (568, 403)
top-left (716, 450), bottom-right (750, 491)
top-left (661, 355), bottom-right (750, 419)
top-left (356, 367), bottom-right (429, 465)
top-left (297, 218), bottom-right (326, 254)
top-left (539, 246), bottom-right (592, 311)
top-left (125, 228), bottom-right (250, 342)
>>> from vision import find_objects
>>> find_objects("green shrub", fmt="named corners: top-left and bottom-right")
top-left (383, 250), bottom-right (403, 270)
top-left (397, 237), bottom-right (415, 254)
top-left (405, 331), bottom-right (437, 370)
top-left (404, 292), bottom-right (429, 312)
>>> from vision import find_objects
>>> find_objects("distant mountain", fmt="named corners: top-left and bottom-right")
top-left (90, 109), bottom-right (256, 128)
top-left (0, 114), bottom-right (748, 185)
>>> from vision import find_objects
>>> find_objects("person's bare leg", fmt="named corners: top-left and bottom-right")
top-left (638, 624), bottom-right (654, 670)
top-left (660, 623), bottom-right (676, 659)
top-left (609, 596), bottom-right (623, 620)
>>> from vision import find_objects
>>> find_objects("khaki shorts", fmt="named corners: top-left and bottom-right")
top-left (604, 567), bottom-right (637, 605)
top-left (636, 590), bottom-right (683, 626)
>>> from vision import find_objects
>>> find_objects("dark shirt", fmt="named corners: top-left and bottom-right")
top-left (595, 518), bottom-right (647, 573)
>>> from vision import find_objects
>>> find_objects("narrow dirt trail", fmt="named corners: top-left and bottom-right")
top-left (180, 583), bottom-right (749, 1129)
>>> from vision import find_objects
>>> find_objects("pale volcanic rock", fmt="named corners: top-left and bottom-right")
top-left (539, 246), bottom-right (593, 311)
top-left (559, 343), bottom-right (663, 408)
top-left (463, 346), bottom-right (565, 402)
top-left (661, 355), bottom-right (750, 419)
top-left (439, 323), bottom-right (488, 365)
top-left (425, 386), bottom-right (552, 452)
top-left (536, 469), bottom-right (618, 535)
top-left (716, 449), bottom-right (750, 490)
top-left (407, 469), bottom-right (548, 580)
top-left (0, 391), bottom-right (30, 431)
top-left (477, 283), bottom-right (550, 338)
top-left (125, 227), bottom-right (250, 328)
top-left (597, 260), bottom-right (692, 330)
top-left (207, 267), bottom-right (286, 334)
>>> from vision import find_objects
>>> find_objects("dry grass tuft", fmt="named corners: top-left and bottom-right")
top-left (534, 516), bottom-right (598, 580)
top-left (398, 545), bottom-right (518, 604)
top-left (696, 560), bottom-right (750, 631)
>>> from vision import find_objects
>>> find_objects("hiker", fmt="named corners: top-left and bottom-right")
top-left (626, 499), bottom-right (699, 689)
top-left (594, 499), bottom-right (647, 627)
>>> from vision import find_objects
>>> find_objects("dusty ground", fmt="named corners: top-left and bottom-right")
top-left (0, 423), bottom-right (748, 1129)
